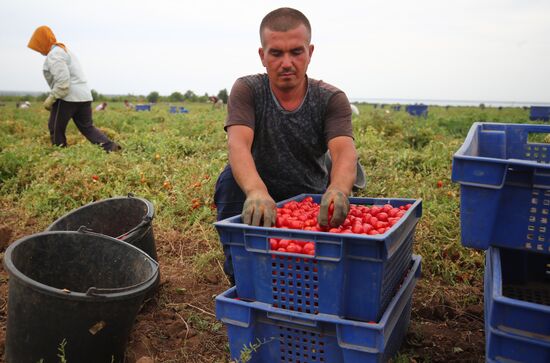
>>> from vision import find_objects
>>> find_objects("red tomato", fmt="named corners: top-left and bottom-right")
top-left (377, 212), bottom-right (388, 221)
top-left (376, 221), bottom-right (388, 229)
top-left (388, 208), bottom-right (399, 217)
top-left (277, 248), bottom-right (287, 252)
top-left (352, 224), bottom-right (364, 234)
top-left (328, 228), bottom-right (340, 233)
top-left (286, 244), bottom-right (298, 253)
top-left (279, 239), bottom-right (290, 249)
top-left (269, 239), bottom-right (279, 250)
top-left (303, 243), bottom-right (315, 252)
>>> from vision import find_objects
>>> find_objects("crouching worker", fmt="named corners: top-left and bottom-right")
top-left (214, 8), bottom-right (358, 285)
top-left (28, 26), bottom-right (121, 152)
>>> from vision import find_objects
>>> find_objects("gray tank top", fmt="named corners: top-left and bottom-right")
top-left (226, 73), bottom-right (353, 201)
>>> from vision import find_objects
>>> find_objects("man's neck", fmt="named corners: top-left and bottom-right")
top-left (270, 77), bottom-right (308, 112)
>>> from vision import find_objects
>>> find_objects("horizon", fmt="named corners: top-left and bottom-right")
top-left (1, 89), bottom-right (548, 107)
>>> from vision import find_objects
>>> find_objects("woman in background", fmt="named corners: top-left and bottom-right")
top-left (28, 26), bottom-right (121, 152)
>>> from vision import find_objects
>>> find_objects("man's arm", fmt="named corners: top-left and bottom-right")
top-left (317, 136), bottom-right (357, 227)
top-left (327, 136), bottom-right (357, 195)
top-left (227, 125), bottom-right (276, 227)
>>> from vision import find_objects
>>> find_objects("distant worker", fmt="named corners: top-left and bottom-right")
top-left (124, 100), bottom-right (134, 110)
top-left (27, 26), bottom-right (121, 152)
top-left (209, 96), bottom-right (225, 110)
top-left (16, 101), bottom-right (32, 109)
top-left (95, 102), bottom-right (108, 111)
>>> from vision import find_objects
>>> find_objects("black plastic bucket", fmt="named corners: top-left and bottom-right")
top-left (46, 195), bottom-right (158, 261)
top-left (3, 230), bottom-right (159, 363)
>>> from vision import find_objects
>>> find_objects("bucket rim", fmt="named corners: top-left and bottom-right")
top-left (3, 230), bottom-right (159, 301)
top-left (45, 195), bottom-right (155, 233)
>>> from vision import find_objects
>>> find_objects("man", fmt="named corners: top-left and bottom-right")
top-left (214, 7), bottom-right (357, 281)
top-left (27, 26), bottom-right (121, 152)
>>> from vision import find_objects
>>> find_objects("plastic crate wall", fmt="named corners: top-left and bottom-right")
top-left (215, 194), bottom-right (422, 322)
top-left (452, 122), bottom-right (550, 253)
top-left (216, 256), bottom-right (421, 363)
top-left (530, 106), bottom-right (550, 122)
top-left (484, 247), bottom-right (550, 362)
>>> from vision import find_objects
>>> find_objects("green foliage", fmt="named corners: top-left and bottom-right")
top-left (237, 338), bottom-right (276, 363)
top-left (169, 91), bottom-right (185, 102)
top-left (217, 88), bottom-right (228, 103)
top-left (147, 91), bottom-right (160, 103)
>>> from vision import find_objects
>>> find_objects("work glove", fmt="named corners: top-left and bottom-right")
top-left (242, 192), bottom-right (277, 227)
top-left (43, 95), bottom-right (56, 111)
top-left (318, 188), bottom-right (350, 227)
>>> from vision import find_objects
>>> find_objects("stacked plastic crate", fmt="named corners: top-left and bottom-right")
top-left (214, 194), bottom-right (423, 362)
top-left (452, 122), bottom-right (550, 362)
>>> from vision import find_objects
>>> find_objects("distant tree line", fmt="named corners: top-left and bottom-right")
top-left (0, 89), bottom-right (229, 104)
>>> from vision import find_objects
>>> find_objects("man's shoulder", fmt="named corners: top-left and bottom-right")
top-left (308, 77), bottom-right (344, 96)
top-left (236, 73), bottom-right (267, 86)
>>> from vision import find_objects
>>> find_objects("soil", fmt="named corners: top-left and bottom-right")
top-left (0, 223), bottom-right (485, 363)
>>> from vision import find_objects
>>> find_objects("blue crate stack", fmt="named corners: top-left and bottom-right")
top-left (169, 106), bottom-right (189, 114)
top-left (214, 194), bottom-right (423, 363)
top-left (135, 104), bottom-right (151, 111)
top-left (452, 122), bottom-right (550, 362)
top-left (530, 106), bottom-right (550, 122)
top-left (406, 105), bottom-right (428, 118)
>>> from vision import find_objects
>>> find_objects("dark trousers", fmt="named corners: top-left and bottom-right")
top-left (214, 165), bottom-right (246, 284)
top-left (48, 100), bottom-right (117, 151)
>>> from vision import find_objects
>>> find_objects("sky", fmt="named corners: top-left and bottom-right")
top-left (1, 0), bottom-right (549, 103)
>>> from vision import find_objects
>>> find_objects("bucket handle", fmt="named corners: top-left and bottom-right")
top-left (116, 216), bottom-right (153, 240)
top-left (85, 259), bottom-right (159, 297)
top-left (115, 193), bottom-right (153, 240)
top-left (76, 214), bottom-right (152, 241)
top-left (76, 226), bottom-right (160, 297)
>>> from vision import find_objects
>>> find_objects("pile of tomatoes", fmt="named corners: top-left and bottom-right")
top-left (269, 196), bottom-right (412, 255)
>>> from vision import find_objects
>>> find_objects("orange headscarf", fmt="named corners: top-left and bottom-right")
top-left (28, 26), bottom-right (66, 55)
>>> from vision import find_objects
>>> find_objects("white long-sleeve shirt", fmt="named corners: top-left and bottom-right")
top-left (43, 46), bottom-right (93, 102)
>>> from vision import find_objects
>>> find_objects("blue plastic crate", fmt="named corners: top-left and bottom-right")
top-left (530, 106), bottom-right (550, 122)
top-left (405, 105), bottom-right (428, 117)
top-left (216, 255), bottom-right (421, 363)
top-left (486, 327), bottom-right (550, 363)
top-left (485, 247), bottom-right (550, 343)
top-left (135, 104), bottom-right (151, 111)
top-left (215, 194), bottom-right (422, 322)
top-left (452, 122), bottom-right (550, 253)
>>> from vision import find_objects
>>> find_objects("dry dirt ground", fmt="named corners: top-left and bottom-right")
top-left (0, 219), bottom-right (485, 363)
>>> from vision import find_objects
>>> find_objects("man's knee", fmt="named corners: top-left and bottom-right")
top-left (214, 165), bottom-right (246, 221)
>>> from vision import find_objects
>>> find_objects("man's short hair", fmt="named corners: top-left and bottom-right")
top-left (260, 7), bottom-right (311, 47)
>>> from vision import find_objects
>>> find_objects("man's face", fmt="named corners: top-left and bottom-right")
top-left (259, 24), bottom-right (314, 92)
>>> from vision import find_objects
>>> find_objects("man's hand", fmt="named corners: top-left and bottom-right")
top-left (43, 95), bottom-right (56, 111)
top-left (318, 188), bottom-right (350, 227)
top-left (242, 191), bottom-right (277, 227)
